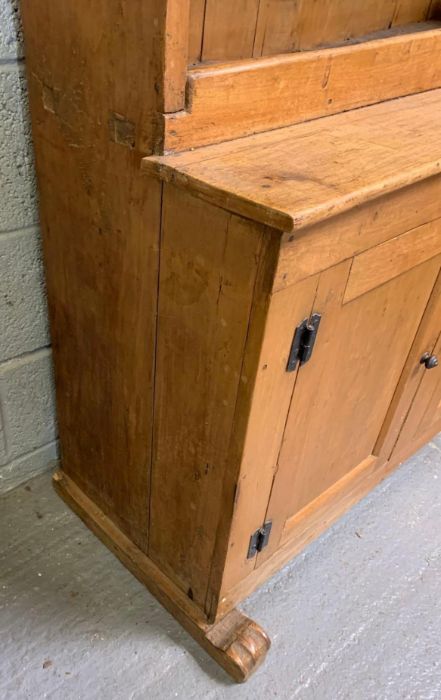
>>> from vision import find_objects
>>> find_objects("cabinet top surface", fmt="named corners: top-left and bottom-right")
top-left (143, 90), bottom-right (441, 233)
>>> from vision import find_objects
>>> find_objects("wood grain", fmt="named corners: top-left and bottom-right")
top-left (215, 274), bottom-right (320, 598)
top-left (162, 0), bottom-right (191, 113)
top-left (375, 266), bottom-right (441, 461)
top-left (344, 218), bottom-right (441, 303)
top-left (274, 177), bottom-right (441, 292)
top-left (215, 447), bottom-right (398, 616)
top-left (254, 0), bottom-right (413, 56)
top-left (145, 90), bottom-right (441, 233)
top-left (21, 0), bottom-right (166, 552)
top-left (203, 227), bottom-right (282, 620)
top-left (54, 470), bottom-right (270, 683)
top-left (189, 0), bottom-right (434, 63)
top-left (393, 328), bottom-right (441, 453)
top-left (149, 185), bottom-right (265, 608)
top-left (24, 0), bottom-right (441, 684)
top-left (188, 0), bottom-right (207, 65)
top-left (201, 0), bottom-right (260, 62)
top-left (163, 24), bottom-right (441, 151)
top-left (259, 256), bottom-right (441, 563)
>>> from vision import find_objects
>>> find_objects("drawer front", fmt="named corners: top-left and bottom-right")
top-left (274, 176), bottom-right (441, 293)
top-left (344, 219), bottom-right (441, 303)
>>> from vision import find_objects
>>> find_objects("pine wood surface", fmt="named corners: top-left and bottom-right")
top-left (162, 23), bottom-right (441, 152)
top-left (20, 0), bottom-right (172, 552)
top-left (53, 470), bottom-right (270, 683)
top-left (260, 257), bottom-right (441, 563)
top-left (274, 176), bottom-right (441, 293)
top-left (215, 413), bottom-right (441, 617)
top-left (218, 251), bottom-right (441, 594)
top-left (149, 186), bottom-right (267, 610)
top-left (375, 270), bottom-right (441, 462)
top-left (343, 218), bottom-right (441, 303)
top-left (145, 89), bottom-right (441, 233)
top-left (21, 0), bottom-right (441, 683)
top-left (188, 0), bottom-right (437, 63)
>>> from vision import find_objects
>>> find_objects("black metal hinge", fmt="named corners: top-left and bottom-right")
top-left (247, 521), bottom-right (272, 559)
top-left (286, 313), bottom-right (322, 372)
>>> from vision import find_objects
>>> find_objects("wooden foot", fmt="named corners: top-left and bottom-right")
top-left (203, 608), bottom-right (270, 682)
top-left (53, 470), bottom-right (270, 682)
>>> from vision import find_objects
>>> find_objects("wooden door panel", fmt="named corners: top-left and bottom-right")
top-left (215, 272), bottom-right (321, 595)
top-left (259, 256), bottom-right (441, 561)
top-left (393, 331), bottom-right (441, 455)
top-left (375, 266), bottom-right (441, 461)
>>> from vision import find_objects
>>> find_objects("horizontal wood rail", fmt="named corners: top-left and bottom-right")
top-left (145, 90), bottom-right (441, 233)
top-left (161, 22), bottom-right (441, 153)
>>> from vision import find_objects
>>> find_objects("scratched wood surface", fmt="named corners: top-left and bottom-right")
top-left (188, 0), bottom-right (436, 63)
top-left (21, 0), bottom-right (441, 683)
top-left (259, 257), bottom-right (441, 564)
top-left (20, 0), bottom-right (171, 552)
top-left (145, 90), bottom-right (441, 233)
top-left (148, 184), bottom-right (267, 609)
top-left (163, 23), bottom-right (441, 152)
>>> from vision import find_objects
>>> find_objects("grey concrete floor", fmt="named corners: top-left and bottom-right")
top-left (1, 438), bottom-right (441, 700)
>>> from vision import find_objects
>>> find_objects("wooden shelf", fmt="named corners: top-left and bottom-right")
top-left (144, 89), bottom-right (441, 232)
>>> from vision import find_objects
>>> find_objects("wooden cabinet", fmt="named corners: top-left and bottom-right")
top-left (381, 275), bottom-right (441, 463)
top-left (21, 0), bottom-right (441, 683)
top-left (261, 257), bottom-right (440, 563)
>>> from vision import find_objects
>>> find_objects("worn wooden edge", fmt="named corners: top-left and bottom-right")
top-left (162, 24), bottom-right (441, 152)
top-left (375, 268), bottom-right (441, 461)
top-left (142, 150), bottom-right (441, 234)
top-left (161, 0), bottom-right (191, 114)
top-left (141, 158), bottom-right (293, 231)
top-left (52, 470), bottom-right (270, 683)
top-left (186, 20), bottom-right (441, 81)
top-left (215, 419), bottom-right (441, 616)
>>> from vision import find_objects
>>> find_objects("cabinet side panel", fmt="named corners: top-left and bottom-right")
top-left (150, 185), bottom-right (267, 610)
top-left (208, 273), bottom-right (320, 607)
top-left (21, 1), bottom-right (164, 551)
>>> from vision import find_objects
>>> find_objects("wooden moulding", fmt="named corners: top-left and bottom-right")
top-left (161, 23), bottom-right (441, 152)
top-left (161, 0), bottom-right (191, 114)
top-left (145, 90), bottom-right (441, 235)
top-left (188, 0), bottom-right (437, 63)
top-left (53, 470), bottom-right (270, 683)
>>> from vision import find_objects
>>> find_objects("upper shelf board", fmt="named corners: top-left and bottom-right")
top-left (143, 90), bottom-right (441, 233)
top-left (162, 22), bottom-right (441, 152)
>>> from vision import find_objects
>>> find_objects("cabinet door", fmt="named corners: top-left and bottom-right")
top-left (375, 270), bottom-right (441, 462)
top-left (258, 254), bottom-right (441, 563)
top-left (392, 330), bottom-right (441, 459)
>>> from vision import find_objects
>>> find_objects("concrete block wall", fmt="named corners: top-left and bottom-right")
top-left (0, 0), bottom-right (58, 492)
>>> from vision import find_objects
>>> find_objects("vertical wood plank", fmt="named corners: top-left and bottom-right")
top-left (391, 0), bottom-right (432, 24)
top-left (202, 0), bottom-right (260, 61)
top-left (253, 0), bottom-right (301, 57)
top-left (227, 0), bottom-right (436, 60)
top-left (212, 273), bottom-right (319, 601)
top-left (296, 0), bottom-right (394, 52)
top-left (149, 185), bottom-right (265, 608)
top-left (162, 0), bottom-right (191, 112)
top-left (20, 0), bottom-right (165, 552)
top-left (188, 0), bottom-right (207, 65)
top-left (375, 266), bottom-right (441, 461)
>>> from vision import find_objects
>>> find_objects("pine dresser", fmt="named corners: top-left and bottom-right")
top-left (21, 1), bottom-right (441, 681)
